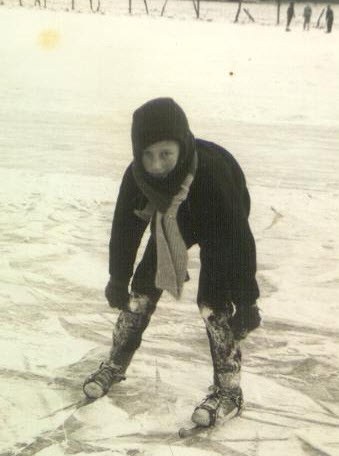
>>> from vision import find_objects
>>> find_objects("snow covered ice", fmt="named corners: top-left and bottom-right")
top-left (0, 1), bottom-right (339, 455)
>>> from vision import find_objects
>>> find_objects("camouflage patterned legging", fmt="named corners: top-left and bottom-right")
top-left (109, 294), bottom-right (241, 391)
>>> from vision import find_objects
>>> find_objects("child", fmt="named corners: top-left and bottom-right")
top-left (83, 98), bottom-right (261, 428)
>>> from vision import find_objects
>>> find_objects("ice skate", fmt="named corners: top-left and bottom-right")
top-left (83, 361), bottom-right (126, 399)
top-left (179, 386), bottom-right (243, 438)
top-left (191, 386), bottom-right (243, 427)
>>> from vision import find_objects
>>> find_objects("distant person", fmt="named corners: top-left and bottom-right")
top-left (303, 4), bottom-right (312, 30)
top-left (286, 2), bottom-right (295, 31)
top-left (326, 5), bottom-right (334, 33)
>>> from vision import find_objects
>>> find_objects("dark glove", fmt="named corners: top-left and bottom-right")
top-left (105, 277), bottom-right (130, 310)
top-left (229, 303), bottom-right (261, 340)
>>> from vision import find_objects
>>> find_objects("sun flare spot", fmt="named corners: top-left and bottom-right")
top-left (38, 29), bottom-right (60, 50)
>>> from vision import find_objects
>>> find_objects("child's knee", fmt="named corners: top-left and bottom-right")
top-left (127, 292), bottom-right (156, 316)
top-left (199, 303), bottom-right (215, 322)
top-left (198, 302), bottom-right (234, 326)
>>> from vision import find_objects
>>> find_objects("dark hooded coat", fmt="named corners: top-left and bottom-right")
top-left (108, 99), bottom-right (259, 312)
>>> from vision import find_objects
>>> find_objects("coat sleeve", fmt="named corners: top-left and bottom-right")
top-left (109, 164), bottom-right (149, 292)
top-left (198, 155), bottom-right (259, 310)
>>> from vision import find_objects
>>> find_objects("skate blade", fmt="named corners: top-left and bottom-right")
top-left (179, 425), bottom-right (208, 438)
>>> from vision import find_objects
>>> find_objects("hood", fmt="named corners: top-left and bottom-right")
top-left (131, 97), bottom-right (196, 197)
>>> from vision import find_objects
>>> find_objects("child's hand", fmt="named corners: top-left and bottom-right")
top-left (105, 278), bottom-right (129, 311)
top-left (230, 303), bottom-right (261, 340)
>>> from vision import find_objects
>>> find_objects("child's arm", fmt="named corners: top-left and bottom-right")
top-left (107, 164), bottom-right (149, 309)
top-left (228, 166), bottom-right (260, 309)
top-left (198, 153), bottom-right (259, 312)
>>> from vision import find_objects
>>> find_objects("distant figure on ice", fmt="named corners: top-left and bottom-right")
top-left (83, 98), bottom-right (261, 429)
top-left (326, 5), bottom-right (334, 33)
top-left (303, 4), bottom-right (312, 30)
top-left (286, 1), bottom-right (295, 31)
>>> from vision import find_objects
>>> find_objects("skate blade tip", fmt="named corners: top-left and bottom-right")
top-left (83, 382), bottom-right (105, 399)
top-left (179, 425), bottom-right (208, 438)
top-left (191, 410), bottom-right (212, 427)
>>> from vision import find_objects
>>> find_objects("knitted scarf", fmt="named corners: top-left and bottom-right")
top-left (133, 151), bottom-right (198, 299)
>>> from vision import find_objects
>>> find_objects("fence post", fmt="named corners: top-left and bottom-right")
top-left (243, 8), bottom-right (254, 22)
top-left (89, 0), bottom-right (101, 12)
top-left (192, 0), bottom-right (199, 18)
top-left (277, 0), bottom-right (281, 24)
top-left (234, 0), bottom-right (242, 22)
top-left (143, 0), bottom-right (149, 14)
top-left (161, 0), bottom-right (169, 16)
top-left (316, 8), bottom-right (325, 27)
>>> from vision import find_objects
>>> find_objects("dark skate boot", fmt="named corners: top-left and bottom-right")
top-left (83, 361), bottom-right (126, 399)
top-left (192, 304), bottom-right (243, 427)
top-left (83, 293), bottom-right (156, 400)
top-left (191, 386), bottom-right (243, 427)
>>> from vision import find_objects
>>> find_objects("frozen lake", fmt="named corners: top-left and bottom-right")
top-left (0, 4), bottom-right (338, 455)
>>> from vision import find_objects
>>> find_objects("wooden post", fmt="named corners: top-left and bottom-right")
top-left (71, 0), bottom-right (75, 10)
top-left (44, 0), bottom-right (47, 7)
top-left (192, 0), bottom-right (198, 17)
top-left (234, 0), bottom-right (242, 23)
top-left (161, 0), bottom-right (169, 17)
top-left (316, 8), bottom-right (325, 28)
top-left (129, 0), bottom-right (132, 14)
top-left (90, 0), bottom-right (101, 12)
top-left (143, 0), bottom-right (149, 15)
top-left (243, 8), bottom-right (254, 22)
top-left (277, 0), bottom-right (281, 25)
top-left (192, 0), bottom-right (200, 19)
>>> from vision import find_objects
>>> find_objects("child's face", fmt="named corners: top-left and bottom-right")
top-left (142, 140), bottom-right (180, 178)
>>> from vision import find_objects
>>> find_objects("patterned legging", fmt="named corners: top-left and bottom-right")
top-left (109, 294), bottom-right (241, 391)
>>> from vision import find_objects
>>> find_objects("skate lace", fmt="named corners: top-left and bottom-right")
top-left (97, 362), bottom-right (126, 384)
top-left (200, 386), bottom-right (221, 407)
top-left (205, 385), bottom-right (243, 410)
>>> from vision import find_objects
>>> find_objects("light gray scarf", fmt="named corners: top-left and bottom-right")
top-left (133, 152), bottom-right (198, 299)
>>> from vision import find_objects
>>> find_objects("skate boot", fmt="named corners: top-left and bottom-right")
top-left (83, 361), bottom-right (126, 399)
top-left (191, 386), bottom-right (243, 427)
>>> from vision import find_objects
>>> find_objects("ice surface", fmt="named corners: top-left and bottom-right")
top-left (0, 3), bottom-right (338, 455)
